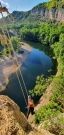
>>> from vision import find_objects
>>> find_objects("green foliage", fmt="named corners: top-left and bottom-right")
top-left (47, 0), bottom-right (58, 9)
top-left (11, 36), bottom-right (21, 52)
top-left (44, 114), bottom-right (64, 135)
top-left (35, 101), bottom-right (61, 123)
top-left (51, 76), bottom-right (64, 110)
top-left (0, 43), bottom-right (11, 57)
top-left (34, 28), bottom-right (64, 124)
top-left (32, 0), bottom-right (64, 11)
top-left (30, 75), bottom-right (53, 97)
top-left (47, 0), bottom-right (64, 9)
top-left (52, 33), bottom-right (64, 71)
top-left (19, 24), bottom-right (39, 42)
top-left (18, 22), bottom-right (63, 50)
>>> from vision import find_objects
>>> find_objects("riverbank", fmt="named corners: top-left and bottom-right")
top-left (0, 42), bottom-right (32, 91)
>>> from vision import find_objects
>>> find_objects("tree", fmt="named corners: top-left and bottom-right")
top-left (11, 36), bottom-right (20, 52)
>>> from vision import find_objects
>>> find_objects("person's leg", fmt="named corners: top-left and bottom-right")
top-left (30, 107), bottom-right (35, 115)
top-left (27, 107), bottom-right (30, 118)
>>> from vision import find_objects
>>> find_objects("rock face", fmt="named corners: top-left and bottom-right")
top-left (31, 7), bottom-right (64, 22)
top-left (0, 95), bottom-right (31, 135)
top-left (10, 7), bottom-right (64, 22)
top-left (0, 95), bottom-right (54, 135)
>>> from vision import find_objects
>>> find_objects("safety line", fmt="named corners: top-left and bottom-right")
top-left (0, 4), bottom-right (28, 106)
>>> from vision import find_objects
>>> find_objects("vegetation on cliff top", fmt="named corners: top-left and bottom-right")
top-left (34, 0), bottom-right (64, 9)
top-left (47, 0), bottom-right (64, 9)
top-left (33, 0), bottom-right (64, 9)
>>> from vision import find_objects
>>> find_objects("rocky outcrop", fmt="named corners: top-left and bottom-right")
top-left (0, 95), bottom-right (54, 135)
top-left (10, 7), bottom-right (64, 22)
top-left (0, 2), bottom-right (64, 24)
top-left (0, 95), bottom-right (31, 135)
top-left (31, 7), bottom-right (64, 22)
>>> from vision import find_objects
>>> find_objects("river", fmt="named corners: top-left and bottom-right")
top-left (0, 45), bottom-right (53, 113)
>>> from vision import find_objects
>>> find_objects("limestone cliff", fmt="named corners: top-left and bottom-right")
top-left (0, 1), bottom-right (64, 24)
top-left (31, 7), bottom-right (64, 22)
top-left (10, 6), bottom-right (64, 22)
top-left (0, 95), bottom-right (54, 135)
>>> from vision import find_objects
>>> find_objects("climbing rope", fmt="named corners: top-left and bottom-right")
top-left (0, 3), bottom-right (28, 106)
top-left (6, 14), bottom-right (28, 98)
top-left (7, 13), bottom-right (28, 98)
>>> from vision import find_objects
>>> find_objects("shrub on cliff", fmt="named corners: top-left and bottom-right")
top-left (29, 75), bottom-right (53, 97)
top-left (35, 101), bottom-right (61, 124)
top-left (44, 113), bottom-right (64, 135)
top-left (11, 36), bottom-right (21, 52)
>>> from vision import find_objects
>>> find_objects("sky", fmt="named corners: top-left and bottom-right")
top-left (0, 0), bottom-right (48, 12)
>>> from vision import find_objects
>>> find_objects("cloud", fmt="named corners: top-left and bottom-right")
top-left (0, 0), bottom-right (10, 8)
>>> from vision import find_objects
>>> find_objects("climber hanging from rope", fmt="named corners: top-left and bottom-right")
top-left (27, 95), bottom-right (35, 118)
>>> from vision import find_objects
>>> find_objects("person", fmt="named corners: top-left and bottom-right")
top-left (27, 95), bottom-right (35, 118)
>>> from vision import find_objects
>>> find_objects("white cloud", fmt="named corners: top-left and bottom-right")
top-left (0, 0), bottom-right (10, 8)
